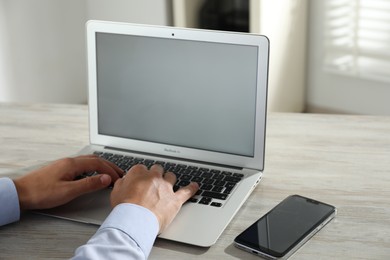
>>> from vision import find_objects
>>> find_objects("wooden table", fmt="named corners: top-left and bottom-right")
top-left (0, 103), bottom-right (389, 259)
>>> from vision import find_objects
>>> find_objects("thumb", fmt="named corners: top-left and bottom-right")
top-left (71, 174), bottom-right (112, 196)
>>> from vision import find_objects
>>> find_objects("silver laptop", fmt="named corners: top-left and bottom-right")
top-left (40, 20), bottom-right (269, 247)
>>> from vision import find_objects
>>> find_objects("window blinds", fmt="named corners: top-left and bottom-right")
top-left (324, 0), bottom-right (390, 83)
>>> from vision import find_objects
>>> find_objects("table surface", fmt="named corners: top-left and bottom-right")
top-left (0, 103), bottom-right (389, 259)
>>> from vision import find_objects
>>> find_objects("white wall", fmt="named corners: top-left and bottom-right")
top-left (0, 1), bottom-right (10, 95)
top-left (86, 0), bottom-right (172, 25)
top-left (0, 0), bottom-right (171, 104)
top-left (0, 0), bottom-right (87, 103)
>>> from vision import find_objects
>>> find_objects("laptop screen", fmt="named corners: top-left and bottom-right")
top-left (95, 32), bottom-right (258, 157)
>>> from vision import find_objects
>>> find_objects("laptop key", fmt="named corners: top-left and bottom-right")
top-left (134, 158), bottom-right (144, 163)
top-left (118, 164), bottom-right (128, 171)
top-left (199, 197), bottom-right (212, 205)
top-left (223, 176), bottom-right (241, 183)
top-left (225, 182), bottom-right (236, 189)
top-left (201, 172), bottom-right (213, 178)
top-left (189, 198), bottom-right (198, 203)
top-left (178, 180), bottom-right (191, 186)
top-left (212, 174), bottom-right (224, 180)
top-left (144, 159), bottom-right (155, 167)
top-left (210, 202), bottom-right (222, 207)
top-left (202, 191), bottom-right (228, 200)
top-left (224, 187), bottom-right (234, 194)
top-left (174, 173), bottom-right (182, 179)
top-left (212, 186), bottom-right (224, 193)
top-left (180, 168), bottom-right (192, 174)
top-left (191, 176), bottom-right (203, 183)
top-left (214, 180), bottom-right (226, 187)
top-left (203, 178), bottom-right (215, 185)
top-left (177, 164), bottom-right (187, 169)
top-left (180, 174), bottom-right (192, 181)
top-left (200, 184), bottom-right (213, 191)
top-left (191, 171), bottom-right (202, 177)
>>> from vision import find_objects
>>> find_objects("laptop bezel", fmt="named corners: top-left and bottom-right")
top-left (86, 20), bottom-right (269, 171)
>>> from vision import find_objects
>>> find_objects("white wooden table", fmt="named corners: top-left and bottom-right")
top-left (0, 103), bottom-right (389, 259)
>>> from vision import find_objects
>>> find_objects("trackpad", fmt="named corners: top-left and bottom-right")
top-left (36, 189), bottom-right (112, 225)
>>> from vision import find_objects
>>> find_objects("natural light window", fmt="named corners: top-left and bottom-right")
top-left (324, 0), bottom-right (390, 83)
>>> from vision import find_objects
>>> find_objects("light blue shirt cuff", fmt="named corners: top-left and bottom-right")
top-left (0, 177), bottom-right (20, 226)
top-left (74, 203), bottom-right (159, 259)
top-left (100, 203), bottom-right (159, 257)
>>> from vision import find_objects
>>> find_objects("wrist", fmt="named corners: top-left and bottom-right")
top-left (13, 178), bottom-right (30, 210)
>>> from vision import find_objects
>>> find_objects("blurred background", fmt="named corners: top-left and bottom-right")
top-left (0, 0), bottom-right (389, 115)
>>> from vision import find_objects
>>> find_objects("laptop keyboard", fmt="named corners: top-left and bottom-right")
top-left (89, 151), bottom-right (244, 207)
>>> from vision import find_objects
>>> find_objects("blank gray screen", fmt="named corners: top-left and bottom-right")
top-left (96, 32), bottom-right (258, 157)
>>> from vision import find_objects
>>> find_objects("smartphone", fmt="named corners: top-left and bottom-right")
top-left (234, 195), bottom-right (336, 259)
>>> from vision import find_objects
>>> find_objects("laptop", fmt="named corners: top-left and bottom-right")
top-left (39, 20), bottom-right (269, 247)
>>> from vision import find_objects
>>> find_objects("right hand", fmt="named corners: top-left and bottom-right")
top-left (110, 164), bottom-right (199, 233)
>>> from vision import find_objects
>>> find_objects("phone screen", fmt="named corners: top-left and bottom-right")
top-left (234, 195), bottom-right (336, 258)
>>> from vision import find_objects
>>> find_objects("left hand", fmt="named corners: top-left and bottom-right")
top-left (13, 155), bottom-right (123, 210)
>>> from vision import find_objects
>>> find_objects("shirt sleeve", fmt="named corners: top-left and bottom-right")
top-left (72, 203), bottom-right (159, 260)
top-left (0, 177), bottom-right (21, 226)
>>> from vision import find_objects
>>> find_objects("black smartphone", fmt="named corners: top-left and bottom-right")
top-left (234, 195), bottom-right (336, 259)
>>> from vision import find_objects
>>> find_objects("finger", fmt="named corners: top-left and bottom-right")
top-left (67, 174), bottom-right (112, 198)
top-left (127, 164), bottom-right (148, 176)
top-left (121, 164), bottom-right (147, 185)
top-left (75, 155), bottom-right (124, 176)
top-left (163, 171), bottom-right (177, 186)
top-left (101, 159), bottom-right (124, 176)
top-left (112, 175), bottom-right (124, 189)
top-left (175, 182), bottom-right (199, 203)
top-left (72, 157), bottom-right (122, 181)
top-left (150, 164), bottom-right (164, 174)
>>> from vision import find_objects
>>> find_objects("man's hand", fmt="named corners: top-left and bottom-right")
top-left (111, 164), bottom-right (199, 233)
top-left (13, 155), bottom-right (123, 210)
